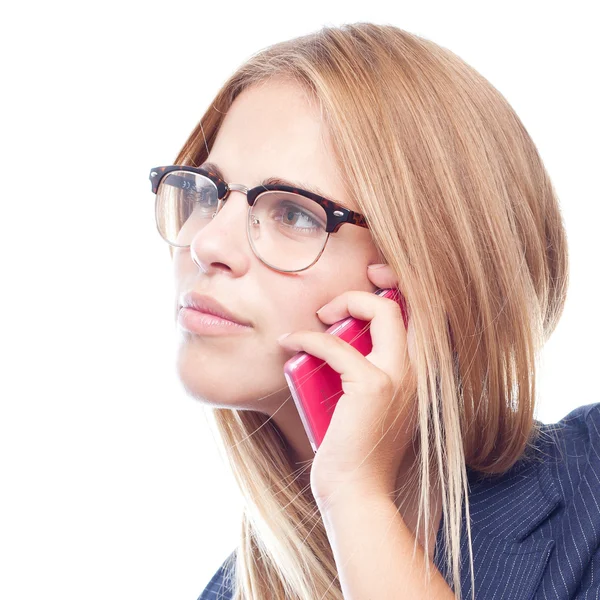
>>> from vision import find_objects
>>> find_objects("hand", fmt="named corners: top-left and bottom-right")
top-left (277, 264), bottom-right (418, 509)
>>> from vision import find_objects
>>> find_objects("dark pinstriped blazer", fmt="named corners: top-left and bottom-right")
top-left (197, 402), bottom-right (600, 599)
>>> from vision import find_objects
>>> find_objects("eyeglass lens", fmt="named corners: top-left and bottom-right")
top-left (155, 170), bottom-right (329, 271)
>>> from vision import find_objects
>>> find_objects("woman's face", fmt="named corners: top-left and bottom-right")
top-left (172, 78), bottom-right (381, 458)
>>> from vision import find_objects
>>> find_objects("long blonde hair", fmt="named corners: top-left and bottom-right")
top-left (170, 22), bottom-right (569, 600)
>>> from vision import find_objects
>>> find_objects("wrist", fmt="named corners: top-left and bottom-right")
top-left (315, 485), bottom-right (396, 518)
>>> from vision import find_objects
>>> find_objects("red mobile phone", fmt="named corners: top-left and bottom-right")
top-left (283, 288), bottom-right (408, 453)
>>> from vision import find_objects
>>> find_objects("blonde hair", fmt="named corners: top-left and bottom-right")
top-left (170, 22), bottom-right (569, 600)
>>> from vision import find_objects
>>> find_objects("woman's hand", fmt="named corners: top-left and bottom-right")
top-left (277, 264), bottom-right (417, 509)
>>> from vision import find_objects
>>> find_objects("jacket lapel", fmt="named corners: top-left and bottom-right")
top-left (442, 451), bottom-right (562, 600)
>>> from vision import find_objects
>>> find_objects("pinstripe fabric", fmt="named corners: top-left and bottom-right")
top-left (197, 402), bottom-right (600, 599)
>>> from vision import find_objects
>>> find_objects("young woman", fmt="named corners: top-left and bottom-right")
top-left (149, 23), bottom-right (600, 600)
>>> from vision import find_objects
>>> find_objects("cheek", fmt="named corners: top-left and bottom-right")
top-left (260, 241), bottom-right (378, 331)
top-left (268, 279), bottom-right (327, 332)
top-left (313, 261), bottom-right (379, 300)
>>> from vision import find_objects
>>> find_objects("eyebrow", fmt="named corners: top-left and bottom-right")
top-left (199, 161), bottom-right (349, 209)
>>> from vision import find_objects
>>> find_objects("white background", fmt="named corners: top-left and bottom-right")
top-left (1, 1), bottom-right (598, 599)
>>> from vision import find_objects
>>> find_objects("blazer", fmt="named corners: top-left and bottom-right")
top-left (197, 402), bottom-right (600, 599)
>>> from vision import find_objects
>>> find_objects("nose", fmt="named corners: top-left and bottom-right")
top-left (188, 185), bottom-right (252, 274)
top-left (209, 183), bottom-right (249, 222)
top-left (206, 183), bottom-right (250, 223)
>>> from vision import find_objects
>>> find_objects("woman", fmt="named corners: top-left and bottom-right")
top-left (149, 23), bottom-right (600, 600)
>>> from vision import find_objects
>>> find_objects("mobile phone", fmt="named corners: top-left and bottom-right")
top-left (283, 288), bottom-right (408, 453)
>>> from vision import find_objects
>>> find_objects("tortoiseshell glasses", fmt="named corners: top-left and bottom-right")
top-left (149, 165), bottom-right (369, 273)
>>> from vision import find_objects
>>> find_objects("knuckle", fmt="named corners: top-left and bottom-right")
top-left (384, 296), bottom-right (402, 311)
top-left (374, 371), bottom-right (394, 395)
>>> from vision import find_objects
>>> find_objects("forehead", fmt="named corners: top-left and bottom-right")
top-left (207, 79), bottom-right (355, 211)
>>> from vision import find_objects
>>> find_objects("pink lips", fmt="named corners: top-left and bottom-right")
top-left (179, 291), bottom-right (252, 327)
top-left (178, 307), bottom-right (252, 335)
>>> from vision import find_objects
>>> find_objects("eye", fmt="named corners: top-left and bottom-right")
top-left (273, 201), bottom-right (325, 231)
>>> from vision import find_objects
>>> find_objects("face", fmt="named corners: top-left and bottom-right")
top-left (172, 78), bottom-right (381, 463)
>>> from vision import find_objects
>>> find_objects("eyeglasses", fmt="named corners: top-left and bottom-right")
top-left (149, 165), bottom-right (370, 273)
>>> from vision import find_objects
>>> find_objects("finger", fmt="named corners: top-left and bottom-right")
top-left (367, 263), bottom-right (400, 289)
top-left (304, 291), bottom-right (408, 378)
top-left (278, 329), bottom-right (384, 386)
top-left (319, 289), bottom-right (408, 334)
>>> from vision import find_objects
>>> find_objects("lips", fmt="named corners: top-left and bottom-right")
top-left (179, 291), bottom-right (252, 327)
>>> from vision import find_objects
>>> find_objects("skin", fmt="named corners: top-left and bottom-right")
top-left (172, 77), bottom-right (441, 558)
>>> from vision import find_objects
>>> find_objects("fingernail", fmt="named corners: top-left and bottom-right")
top-left (277, 332), bottom-right (291, 343)
top-left (368, 263), bottom-right (386, 270)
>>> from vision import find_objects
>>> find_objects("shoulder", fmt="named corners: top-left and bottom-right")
top-left (463, 402), bottom-right (600, 536)
top-left (539, 401), bottom-right (600, 440)
top-left (534, 401), bottom-right (600, 503)
top-left (454, 403), bottom-right (600, 599)
top-left (197, 550), bottom-right (236, 600)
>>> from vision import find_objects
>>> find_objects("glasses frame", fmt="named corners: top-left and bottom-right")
top-left (149, 164), bottom-right (370, 273)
